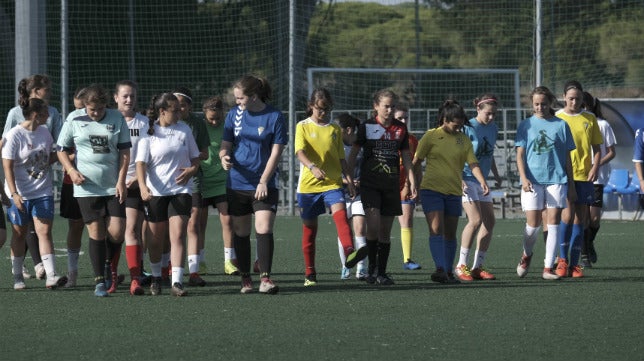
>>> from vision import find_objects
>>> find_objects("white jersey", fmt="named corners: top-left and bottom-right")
top-left (594, 118), bottom-right (617, 185)
top-left (2, 125), bottom-right (54, 200)
top-left (136, 121), bottom-right (199, 196)
top-left (126, 114), bottom-right (150, 182)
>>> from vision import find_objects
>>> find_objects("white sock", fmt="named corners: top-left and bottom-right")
top-left (457, 247), bottom-right (470, 267)
top-left (67, 248), bottom-right (80, 272)
top-left (150, 262), bottom-right (162, 277)
top-left (41, 253), bottom-right (56, 278)
top-left (224, 247), bottom-right (235, 261)
top-left (337, 238), bottom-right (346, 265)
top-left (354, 236), bottom-right (366, 270)
top-left (188, 254), bottom-right (199, 273)
top-left (472, 250), bottom-right (486, 269)
top-left (544, 224), bottom-right (558, 268)
top-left (171, 266), bottom-right (184, 285)
top-left (523, 224), bottom-right (540, 256)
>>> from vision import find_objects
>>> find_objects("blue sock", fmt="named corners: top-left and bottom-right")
top-left (429, 235), bottom-right (445, 271)
top-left (558, 222), bottom-right (571, 260)
top-left (444, 239), bottom-right (457, 272)
top-left (569, 224), bottom-right (584, 267)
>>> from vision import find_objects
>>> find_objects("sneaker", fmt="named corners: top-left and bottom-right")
top-left (199, 261), bottom-right (209, 275)
top-left (376, 274), bottom-right (394, 285)
top-left (130, 279), bottom-right (144, 296)
top-left (107, 273), bottom-right (118, 293)
top-left (345, 246), bottom-right (369, 269)
top-left (224, 259), bottom-right (240, 275)
top-left (94, 282), bottom-right (109, 297)
top-left (542, 268), bottom-right (561, 280)
top-left (446, 272), bottom-right (461, 284)
top-left (171, 282), bottom-right (187, 297)
top-left (259, 277), bottom-right (279, 294)
top-left (430, 268), bottom-right (449, 283)
top-left (34, 262), bottom-right (46, 280)
top-left (555, 258), bottom-right (569, 277)
top-left (471, 267), bottom-right (496, 280)
top-left (356, 265), bottom-right (368, 281)
top-left (516, 254), bottom-right (532, 278)
top-left (253, 259), bottom-right (260, 273)
top-left (150, 277), bottom-right (162, 296)
top-left (240, 276), bottom-right (253, 294)
top-left (403, 260), bottom-right (422, 270)
top-left (454, 264), bottom-right (474, 282)
top-left (580, 255), bottom-right (592, 268)
top-left (46, 274), bottom-right (68, 289)
top-left (22, 265), bottom-right (32, 279)
top-left (365, 273), bottom-right (377, 284)
top-left (304, 274), bottom-right (317, 287)
top-left (65, 271), bottom-right (78, 288)
top-left (340, 266), bottom-right (351, 280)
top-left (188, 273), bottom-right (206, 287)
top-left (13, 273), bottom-right (26, 290)
top-left (569, 264), bottom-right (584, 278)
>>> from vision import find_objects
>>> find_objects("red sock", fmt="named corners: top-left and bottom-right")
top-left (302, 224), bottom-right (317, 276)
top-left (333, 209), bottom-right (354, 257)
top-left (125, 245), bottom-right (141, 279)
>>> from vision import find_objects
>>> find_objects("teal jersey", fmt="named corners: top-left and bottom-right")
top-left (201, 122), bottom-right (227, 198)
top-left (57, 109), bottom-right (131, 197)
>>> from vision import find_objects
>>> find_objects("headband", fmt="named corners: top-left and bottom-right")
top-left (173, 92), bottom-right (192, 102)
top-left (476, 98), bottom-right (497, 107)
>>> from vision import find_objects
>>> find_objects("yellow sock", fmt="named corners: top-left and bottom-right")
top-left (401, 227), bottom-right (413, 262)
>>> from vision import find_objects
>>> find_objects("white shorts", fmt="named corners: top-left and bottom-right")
top-left (520, 183), bottom-right (567, 211)
top-left (462, 179), bottom-right (492, 203)
top-left (345, 194), bottom-right (365, 218)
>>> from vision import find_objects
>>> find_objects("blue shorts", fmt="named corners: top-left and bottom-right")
top-left (574, 181), bottom-right (595, 206)
top-left (7, 196), bottom-right (55, 226)
top-left (420, 189), bottom-right (462, 217)
top-left (297, 189), bottom-right (345, 220)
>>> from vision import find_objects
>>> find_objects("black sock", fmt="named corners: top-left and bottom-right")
top-left (89, 237), bottom-right (107, 282)
top-left (366, 239), bottom-right (378, 274)
top-left (257, 233), bottom-right (274, 277)
top-left (233, 234), bottom-right (251, 274)
top-left (377, 242), bottom-right (391, 276)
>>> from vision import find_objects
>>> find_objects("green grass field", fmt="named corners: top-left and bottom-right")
top-left (1, 215), bottom-right (642, 361)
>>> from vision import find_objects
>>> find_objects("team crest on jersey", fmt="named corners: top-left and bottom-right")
top-left (258, 126), bottom-right (265, 135)
top-left (105, 124), bottom-right (115, 132)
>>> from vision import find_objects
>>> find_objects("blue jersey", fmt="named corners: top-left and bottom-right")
top-left (633, 128), bottom-right (644, 163)
top-left (463, 117), bottom-right (498, 181)
top-left (222, 104), bottom-right (288, 190)
top-left (515, 115), bottom-right (576, 185)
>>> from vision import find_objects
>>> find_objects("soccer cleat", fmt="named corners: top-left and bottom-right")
top-left (356, 265), bottom-right (368, 281)
top-left (171, 282), bottom-right (187, 297)
top-left (344, 246), bottom-right (369, 269)
top-left (454, 264), bottom-right (474, 282)
top-left (542, 268), bottom-right (561, 280)
top-left (199, 261), bottom-right (209, 275)
top-left (224, 260), bottom-right (240, 275)
top-left (188, 273), bottom-right (206, 287)
top-left (580, 255), bottom-right (592, 268)
top-left (259, 277), bottom-right (279, 294)
top-left (65, 271), bottom-right (78, 288)
top-left (430, 268), bottom-right (449, 283)
top-left (139, 272), bottom-right (152, 287)
top-left (555, 258), bottom-right (569, 277)
top-left (107, 273), bottom-right (118, 293)
top-left (150, 277), bottom-right (162, 296)
top-left (446, 272), bottom-right (461, 284)
top-left (471, 267), bottom-right (496, 280)
top-left (516, 254), bottom-right (532, 278)
top-left (240, 276), bottom-right (253, 294)
top-left (253, 259), bottom-right (260, 273)
top-left (22, 265), bottom-right (33, 279)
top-left (94, 282), bottom-right (109, 297)
top-left (340, 266), bottom-right (350, 280)
top-left (13, 273), bottom-right (26, 290)
top-left (130, 279), bottom-right (144, 296)
top-left (376, 274), bottom-right (394, 285)
top-left (569, 264), bottom-right (584, 278)
top-left (403, 260), bottom-right (422, 270)
top-left (46, 274), bottom-right (68, 289)
top-left (304, 274), bottom-right (318, 287)
top-left (34, 262), bottom-right (46, 280)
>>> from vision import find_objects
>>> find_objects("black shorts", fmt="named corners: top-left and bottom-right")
top-left (591, 184), bottom-right (604, 208)
top-left (201, 194), bottom-right (227, 209)
top-left (125, 186), bottom-right (145, 211)
top-left (76, 196), bottom-right (126, 223)
top-left (227, 188), bottom-right (278, 216)
top-left (60, 182), bottom-right (82, 220)
top-left (191, 192), bottom-right (202, 208)
top-left (144, 193), bottom-right (192, 222)
top-left (361, 186), bottom-right (403, 216)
